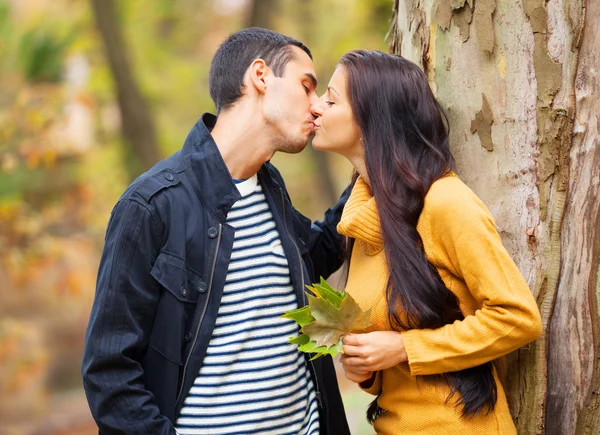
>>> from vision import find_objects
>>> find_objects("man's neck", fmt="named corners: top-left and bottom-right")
top-left (210, 107), bottom-right (274, 180)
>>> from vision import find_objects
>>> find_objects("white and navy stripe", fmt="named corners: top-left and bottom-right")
top-left (176, 175), bottom-right (319, 435)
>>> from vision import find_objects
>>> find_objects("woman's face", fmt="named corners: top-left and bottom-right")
top-left (311, 66), bottom-right (362, 157)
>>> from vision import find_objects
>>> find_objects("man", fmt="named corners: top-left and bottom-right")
top-left (82, 28), bottom-right (351, 435)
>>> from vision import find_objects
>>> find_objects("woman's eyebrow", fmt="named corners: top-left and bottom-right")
top-left (328, 86), bottom-right (340, 96)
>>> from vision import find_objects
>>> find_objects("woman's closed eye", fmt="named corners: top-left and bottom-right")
top-left (325, 100), bottom-right (335, 106)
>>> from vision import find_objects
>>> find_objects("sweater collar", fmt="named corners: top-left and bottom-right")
top-left (337, 177), bottom-right (384, 255)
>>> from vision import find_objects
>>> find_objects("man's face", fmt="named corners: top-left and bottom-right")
top-left (263, 46), bottom-right (319, 154)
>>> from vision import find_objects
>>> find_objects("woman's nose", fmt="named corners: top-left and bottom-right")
top-left (310, 99), bottom-right (324, 117)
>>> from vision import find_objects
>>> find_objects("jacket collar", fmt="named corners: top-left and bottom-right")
top-left (180, 113), bottom-right (242, 221)
top-left (336, 177), bottom-right (384, 255)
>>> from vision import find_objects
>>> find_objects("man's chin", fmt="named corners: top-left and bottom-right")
top-left (276, 140), bottom-right (308, 154)
top-left (291, 141), bottom-right (309, 154)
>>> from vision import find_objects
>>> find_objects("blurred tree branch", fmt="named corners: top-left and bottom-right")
top-left (90, 0), bottom-right (160, 177)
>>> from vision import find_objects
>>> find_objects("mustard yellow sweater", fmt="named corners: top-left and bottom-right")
top-left (337, 174), bottom-right (542, 435)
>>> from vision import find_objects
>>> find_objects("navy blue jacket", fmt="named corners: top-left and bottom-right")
top-left (82, 114), bottom-right (351, 435)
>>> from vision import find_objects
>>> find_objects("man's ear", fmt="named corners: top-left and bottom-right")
top-left (248, 59), bottom-right (270, 95)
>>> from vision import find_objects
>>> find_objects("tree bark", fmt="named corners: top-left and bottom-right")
top-left (390, 1), bottom-right (598, 433)
top-left (90, 0), bottom-right (160, 176)
top-left (549, 3), bottom-right (600, 433)
top-left (299, 0), bottom-right (338, 205)
top-left (247, 0), bottom-right (277, 29)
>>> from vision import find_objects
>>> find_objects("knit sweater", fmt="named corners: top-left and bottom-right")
top-left (337, 174), bottom-right (542, 435)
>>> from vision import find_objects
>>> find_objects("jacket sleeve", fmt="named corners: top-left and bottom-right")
top-left (400, 189), bottom-right (543, 376)
top-left (81, 198), bottom-right (176, 435)
top-left (306, 183), bottom-right (352, 280)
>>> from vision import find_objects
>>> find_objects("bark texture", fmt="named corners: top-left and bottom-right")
top-left (390, 1), bottom-right (598, 433)
top-left (296, 0), bottom-right (339, 206)
top-left (90, 0), bottom-right (160, 174)
top-left (247, 0), bottom-right (278, 29)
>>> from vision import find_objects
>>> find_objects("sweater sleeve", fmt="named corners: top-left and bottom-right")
top-left (359, 371), bottom-right (382, 396)
top-left (400, 181), bottom-right (542, 376)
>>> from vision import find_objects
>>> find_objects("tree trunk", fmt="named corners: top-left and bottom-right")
top-left (247, 0), bottom-right (277, 29)
top-left (297, 0), bottom-right (339, 205)
top-left (389, 1), bottom-right (599, 433)
top-left (90, 0), bottom-right (160, 176)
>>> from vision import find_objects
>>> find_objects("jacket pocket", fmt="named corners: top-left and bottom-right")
top-left (148, 251), bottom-right (204, 365)
top-left (150, 251), bottom-right (203, 304)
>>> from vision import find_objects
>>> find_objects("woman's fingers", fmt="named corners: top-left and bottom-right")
top-left (343, 336), bottom-right (377, 370)
top-left (342, 333), bottom-right (362, 346)
top-left (341, 343), bottom-right (362, 356)
top-left (340, 354), bottom-right (364, 366)
top-left (341, 354), bottom-right (376, 372)
top-left (342, 364), bottom-right (373, 383)
top-left (345, 371), bottom-right (372, 383)
top-left (341, 364), bottom-right (370, 375)
top-left (342, 331), bottom-right (407, 372)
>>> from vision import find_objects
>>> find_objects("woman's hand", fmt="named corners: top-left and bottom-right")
top-left (341, 366), bottom-right (374, 384)
top-left (340, 331), bottom-right (408, 373)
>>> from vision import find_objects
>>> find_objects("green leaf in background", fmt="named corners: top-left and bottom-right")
top-left (18, 27), bottom-right (74, 83)
top-left (282, 277), bottom-right (371, 360)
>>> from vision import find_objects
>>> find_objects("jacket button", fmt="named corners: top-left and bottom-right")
top-left (198, 281), bottom-right (208, 293)
top-left (180, 286), bottom-right (187, 297)
top-left (207, 227), bottom-right (218, 238)
top-left (165, 173), bottom-right (174, 182)
top-left (184, 332), bottom-right (192, 342)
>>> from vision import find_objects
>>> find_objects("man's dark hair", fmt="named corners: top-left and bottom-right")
top-left (209, 27), bottom-right (312, 113)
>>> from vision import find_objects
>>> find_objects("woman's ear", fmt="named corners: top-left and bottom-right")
top-left (248, 59), bottom-right (269, 95)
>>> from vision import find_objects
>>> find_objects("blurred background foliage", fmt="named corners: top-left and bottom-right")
top-left (0, 0), bottom-right (390, 433)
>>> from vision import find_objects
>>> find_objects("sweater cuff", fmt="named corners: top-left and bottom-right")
top-left (401, 330), bottom-right (425, 376)
top-left (359, 371), bottom-right (382, 396)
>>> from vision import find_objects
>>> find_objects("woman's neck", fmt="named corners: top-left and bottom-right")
top-left (347, 153), bottom-right (370, 187)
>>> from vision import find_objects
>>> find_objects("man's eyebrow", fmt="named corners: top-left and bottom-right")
top-left (304, 73), bottom-right (318, 89)
top-left (328, 86), bottom-right (339, 96)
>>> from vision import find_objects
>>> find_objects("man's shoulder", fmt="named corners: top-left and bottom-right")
top-left (121, 152), bottom-right (186, 206)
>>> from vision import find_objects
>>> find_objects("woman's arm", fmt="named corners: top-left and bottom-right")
top-left (400, 183), bottom-right (542, 376)
top-left (341, 180), bottom-right (542, 377)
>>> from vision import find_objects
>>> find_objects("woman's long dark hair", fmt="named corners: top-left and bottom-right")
top-left (340, 50), bottom-right (497, 421)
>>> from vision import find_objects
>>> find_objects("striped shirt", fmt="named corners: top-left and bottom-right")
top-left (175, 175), bottom-right (320, 435)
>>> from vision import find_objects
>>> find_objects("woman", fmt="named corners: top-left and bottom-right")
top-left (310, 50), bottom-right (542, 434)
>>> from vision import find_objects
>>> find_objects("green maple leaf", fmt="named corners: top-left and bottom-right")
top-left (281, 277), bottom-right (371, 360)
top-left (302, 293), bottom-right (371, 347)
top-left (306, 276), bottom-right (343, 309)
top-left (281, 306), bottom-right (315, 326)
